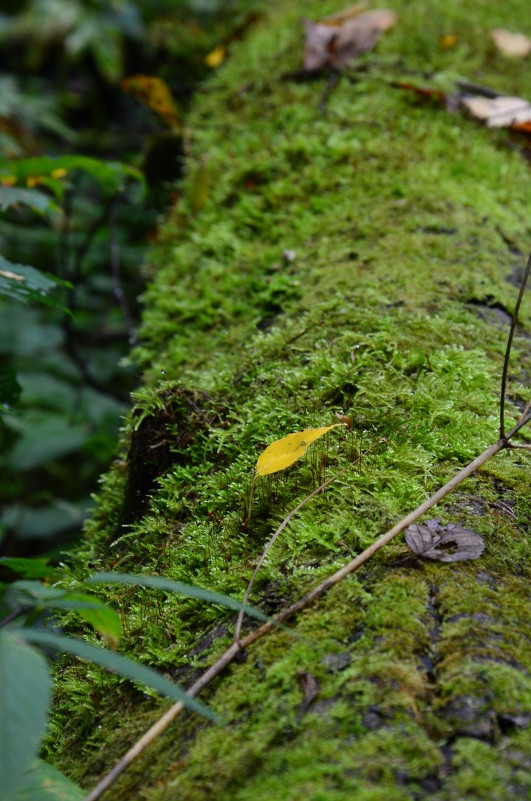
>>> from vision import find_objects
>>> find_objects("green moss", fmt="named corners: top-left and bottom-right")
top-left (47, 0), bottom-right (530, 798)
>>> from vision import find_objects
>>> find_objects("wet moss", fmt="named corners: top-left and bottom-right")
top-left (46, 0), bottom-right (530, 798)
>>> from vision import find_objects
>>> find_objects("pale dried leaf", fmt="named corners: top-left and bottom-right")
top-left (256, 424), bottom-right (343, 477)
top-left (491, 29), bottom-right (531, 58)
top-left (462, 95), bottom-right (531, 128)
top-left (405, 519), bottom-right (485, 562)
top-left (304, 21), bottom-right (336, 71)
top-left (304, 9), bottom-right (397, 71)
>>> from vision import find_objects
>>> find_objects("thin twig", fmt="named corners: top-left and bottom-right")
top-left (500, 251), bottom-right (530, 438)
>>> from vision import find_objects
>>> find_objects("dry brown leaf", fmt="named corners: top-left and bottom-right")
top-left (304, 9), bottom-right (397, 71)
top-left (490, 28), bottom-right (531, 58)
top-left (395, 80), bottom-right (531, 134)
top-left (405, 518), bottom-right (485, 563)
top-left (296, 671), bottom-right (320, 722)
top-left (461, 95), bottom-right (531, 128)
top-left (335, 412), bottom-right (353, 429)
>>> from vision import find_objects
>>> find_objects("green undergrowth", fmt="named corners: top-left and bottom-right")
top-left (47, 0), bottom-right (530, 798)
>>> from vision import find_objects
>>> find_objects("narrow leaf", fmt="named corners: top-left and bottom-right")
top-left (0, 557), bottom-right (54, 580)
top-left (18, 630), bottom-right (217, 722)
top-left (0, 631), bottom-right (51, 799)
top-left (3, 582), bottom-right (121, 646)
top-left (87, 573), bottom-right (269, 623)
top-left (256, 424), bottom-right (344, 477)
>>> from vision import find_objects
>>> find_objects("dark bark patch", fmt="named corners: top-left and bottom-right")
top-left (121, 387), bottom-right (217, 527)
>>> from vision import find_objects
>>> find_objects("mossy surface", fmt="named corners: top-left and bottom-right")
top-left (47, 1), bottom-right (530, 799)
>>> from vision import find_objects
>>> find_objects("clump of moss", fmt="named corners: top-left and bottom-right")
top-left (47, 0), bottom-right (530, 798)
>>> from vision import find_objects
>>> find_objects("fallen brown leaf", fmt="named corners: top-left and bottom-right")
top-left (296, 671), bottom-right (320, 722)
top-left (394, 80), bottom-right (531, 135)
top-left (405, 518), bottom-right (485, 562)
top-left (335, 412), bottom-right (353, 429)
top-left (304, 9), bottom-right (397, 71)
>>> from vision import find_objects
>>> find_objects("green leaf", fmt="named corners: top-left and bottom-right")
top-left (3, 582), bottom-right (121, 647)
top-left (88, 572), bottom-right (270, 623)
top-left (52, 591), bottom-right (121, 648)
top-left (0, 631), bottom-right (51, 799)
top-left (0, 557), bottom-right (54, 580)
top-left (0, 369), bottom-right (21, 412)
top-left (0, 186), bottom-right (61, 217)
top-left (0, 155), bottom-right (144, 196)
top-left (0, 255), bottom-right (70, 308)
top-left (1, 500), bottom-right (90, 541)
top-left (4, 412), bottom-right (89, 471)
top-left (18, 630), bottom-right (217, 722)
top-left (91, 29), bottom-right (124, 84)
top-left (11, 758), bottom-right (84, 801)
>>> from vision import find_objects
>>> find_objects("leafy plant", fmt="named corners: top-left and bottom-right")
top-left (0, 558), bottom-right (270, 800)
top-left (0, 152), bottom-right (147, 551)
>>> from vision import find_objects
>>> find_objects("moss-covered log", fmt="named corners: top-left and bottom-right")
top-left (48, 1), bottom-right (530, 799)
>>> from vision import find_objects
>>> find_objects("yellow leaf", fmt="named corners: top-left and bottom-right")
top-left (51, 168), bottom-right (68, 179)
top-left (256, 424), bottom-right (344, 477)
top-left (440, 33), bottom-right (457, 49)
top-left (121, 74), bottom-right (181, 129)
top-left (0, 176), bottom-right (17, 186)
top-left (205, 45), bottom-right (226, 68)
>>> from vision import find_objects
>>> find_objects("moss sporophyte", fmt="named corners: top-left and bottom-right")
top-left (47, 1), bottom-right (530, 799)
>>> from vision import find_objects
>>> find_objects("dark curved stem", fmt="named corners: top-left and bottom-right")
top-left (500, 251), bottom-right (531, 438)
